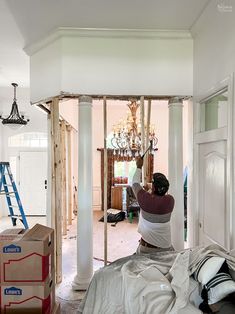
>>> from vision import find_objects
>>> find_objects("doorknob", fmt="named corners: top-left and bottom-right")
top-left (199, 222), bottom-right (202, 228)
top-left (44, 179), bottom-right (47, 189)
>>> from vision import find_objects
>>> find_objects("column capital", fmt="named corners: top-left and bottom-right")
top-left (79, 95), bottom-right (92, 105)
top-left (168, 97), bottom-right (183, 107)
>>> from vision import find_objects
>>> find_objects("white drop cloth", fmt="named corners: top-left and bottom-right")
top-left (78, 244), bottom-right (235, 314)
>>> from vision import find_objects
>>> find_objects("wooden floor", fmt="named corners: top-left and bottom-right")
top-left (93, 210), bottom-right (139, 262)
top-left (0, 210), bottom-right (139, 261)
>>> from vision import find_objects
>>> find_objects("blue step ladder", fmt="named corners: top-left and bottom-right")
top-left (0, 162), bottom-right (29, 229)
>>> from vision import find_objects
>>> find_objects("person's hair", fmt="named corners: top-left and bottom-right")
top-left (152, 173), bottom-right (169, 196)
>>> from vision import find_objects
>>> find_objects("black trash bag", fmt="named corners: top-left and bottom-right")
top-left (99, 211), bottom-right (125, 223)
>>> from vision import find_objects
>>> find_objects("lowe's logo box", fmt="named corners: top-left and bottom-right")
top-left (4, 287), bottom-right (22, 295)
top-left (3, 244), bottom-right (21, 253)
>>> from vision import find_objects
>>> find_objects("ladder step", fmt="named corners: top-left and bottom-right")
top-left (8, 205), bottom-right (19, 208)
top-left (3, 184), bottom-right (13, 187)
top-left (5, 194), bottom-right (16, 198)
top-left (0, 191), bottom-right (15, 195)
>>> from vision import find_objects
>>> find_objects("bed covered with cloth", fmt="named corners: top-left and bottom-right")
top-left (78, 244), bottom-right (235, 314)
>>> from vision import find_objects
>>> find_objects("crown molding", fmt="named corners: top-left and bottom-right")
top-left (24, 27), bottom-right (192, 56)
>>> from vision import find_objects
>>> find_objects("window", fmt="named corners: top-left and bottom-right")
top-left (114, 160), bottom-right (136, 184)
top-left (108, 132), bottom-right (136, 184)
top-left (200, 89), bottom-right (228, 132)
top-left (8, 132), bottom-right (48, 148)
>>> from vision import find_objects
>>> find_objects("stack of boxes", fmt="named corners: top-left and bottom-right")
top-left (0, 224), bottom-right (59, 314)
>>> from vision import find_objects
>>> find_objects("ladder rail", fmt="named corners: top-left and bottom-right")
top-left (2, 165), bottom-right (16, 226)
top-left (0, 163), bottom-right (29, 229)
top-left (0, 166), bottom-right (3, 192)
top-left (6, 165), bottom-right (29, 229)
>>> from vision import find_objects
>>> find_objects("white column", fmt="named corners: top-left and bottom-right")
top-left (72, 96), bottom-right (93, 290)
top-left (168, 97), bottom-right (184, 251)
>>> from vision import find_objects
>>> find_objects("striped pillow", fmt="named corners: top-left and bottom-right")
top-left (194, 256), bottom-right (225, 285)
top-left (202, 272), bottom-right (235, 304)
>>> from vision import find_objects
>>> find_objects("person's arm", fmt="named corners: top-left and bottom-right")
top-left (132, 157), bottom-right (143, 198)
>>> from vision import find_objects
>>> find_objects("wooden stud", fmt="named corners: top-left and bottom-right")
top-left (47, 111), bottom-right (53, 228)
top-left (67, 125), bottom-right (73, 225)
top-left (140, 96), bottom-right (146, 185)
top-left (51, 97), bottom-right (62, 284)
top-left (145, 99), bottom-right (151, 183)
top-left (103, 96), bottom-right (108, 266)
top-left (61, 120), bottom-right (67, 236)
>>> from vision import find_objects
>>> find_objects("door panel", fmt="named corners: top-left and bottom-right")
top-left (199, 141), bottom-right (227, 248)
top-left (19, 152), bottom-right (47, 216)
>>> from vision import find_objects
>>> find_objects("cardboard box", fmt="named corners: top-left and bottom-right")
top-left (0, 276), bottom-right (55, 314)
top-left (0, 224), bottom-right (54, 283)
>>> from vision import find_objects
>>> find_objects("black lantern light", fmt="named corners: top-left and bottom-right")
top-left (0, 83), bottom-right (29, 128)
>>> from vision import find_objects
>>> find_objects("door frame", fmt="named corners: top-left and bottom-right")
top-left (192, 74), bottom-right (234, 249)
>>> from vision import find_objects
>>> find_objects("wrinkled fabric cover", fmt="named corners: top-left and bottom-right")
top-left (78, 245), bottom-right (235, 314)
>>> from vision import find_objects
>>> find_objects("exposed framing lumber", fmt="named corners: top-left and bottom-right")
top-left (47, 112), bottom-right (53, 227)
top-left (103, 96), bottom-right (108, 266)
top-left (50, 97), bottom-right (62, 284)
top-left (32, 93), bottom-right (192, 107)
top-left (140, 96), bottom-right (146, 185)
top-left (61, 120), bottom-right (67, 236)
top-left (66, 125), bottom-right (73, 225)
top-left (145, 99), bottom-right (151, 183)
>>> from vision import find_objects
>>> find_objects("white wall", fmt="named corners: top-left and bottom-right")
top-left (27, 29), bottom-right (193, 103)
top-left (191, 0), bottom-right (235, 247)
top-left (30, 39), bottom-right (61, 103)
top-left (59, 98), bottom-right (78, 130)
top-left (192, 1), bottom-right (235, 97)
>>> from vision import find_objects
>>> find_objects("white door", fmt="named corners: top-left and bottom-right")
top-left (19, 152), bottom-right (47, 215)
top-left (199, 140), bottom-right (228, 249)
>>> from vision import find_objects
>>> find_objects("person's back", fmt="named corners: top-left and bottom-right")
top-left (132, 157), bottom-right (175, 253)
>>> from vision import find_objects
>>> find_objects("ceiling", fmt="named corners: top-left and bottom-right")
top-left (0, 0), bottom-right (210, 88)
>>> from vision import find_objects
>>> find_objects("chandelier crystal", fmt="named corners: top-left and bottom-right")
top-left (111, 100), bottom-right (158, 158)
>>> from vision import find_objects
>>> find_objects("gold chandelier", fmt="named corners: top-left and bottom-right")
top-left (111, 100), bottom-right (158, 157)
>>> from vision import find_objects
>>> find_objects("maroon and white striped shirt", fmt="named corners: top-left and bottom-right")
top-left (132, 168), bottom-right (174, 248)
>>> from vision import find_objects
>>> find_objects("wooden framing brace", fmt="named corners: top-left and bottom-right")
top-left (103, 96), bottom-right (108, 265)
top-left (61, 120), bottom-right (67, 236)
top-left (32, 93), bottom-right (188, 109)
top-left (140, 96), bottom-right (146, 185)
top-left (66, 125), bottom-right (73, 225)
top-left (48, 97), bottom-right (75, 284)
top-left (50, 97), bottom-right (62, 284)
top-left (145, 99), bottom-right (151, 183)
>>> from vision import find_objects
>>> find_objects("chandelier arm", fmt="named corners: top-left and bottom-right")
top-left (111, 137), bottom-right (119, 149)
top-left (110, 100), bottom-right (157, 156)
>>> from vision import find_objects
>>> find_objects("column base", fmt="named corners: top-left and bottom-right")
top-left (72, 275), bottom-right (91, 291)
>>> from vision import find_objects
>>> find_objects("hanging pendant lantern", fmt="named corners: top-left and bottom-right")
top-left (0, 83), bottom-right (29, 129)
